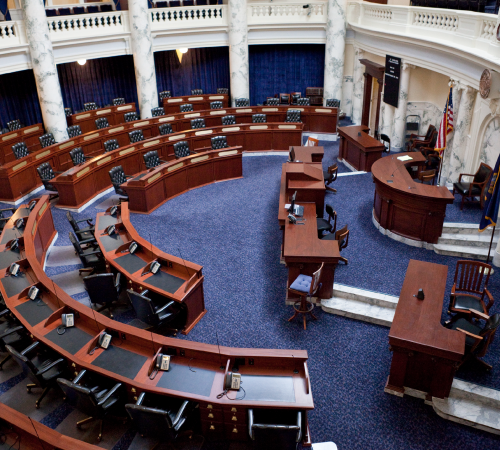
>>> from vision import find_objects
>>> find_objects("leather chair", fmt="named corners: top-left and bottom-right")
top-left (210, 101), bottom-right (223, 109)
top-left (322, 224), bottom-right (349, 264)
top-left (452, 163), bottom-right (493, 210)
top-left (211, 136), bottom-right (228, 150)
top-left (67, 125), bottom-right (82, 138)
top-left (95, 117), bottom-right (109, 129)
top-left (73, 6), bottom-right (85, 14)
top-left (129, 130), bottom-right (145, 143)
top-left (252, 114), bottom-right (266, 123)
top-left (45, 8), bottom-right (57, 16)
top-left (159, 90), bottom-right (172, 100)
top-left (290, 93), bottom-right (301, 105)
top-left (190, 118), bottom-right (206, 129)
top-left (217, 88), bottom-right (228, 94)
top-left (84, 273), bottom-right (122, 318)
top-left (64, 107), bottom-right (73, 117)
top-left (84, 102), bottom-right (98, 111)
top-left (12, 142), bottom-right (29, 159)
top-left (235, 98), bottom-right (250, 107)
top-left (6, 341), bottom-right (66, 408)
top-left (156, 0), bottom-right (168, 6)
top-left (7, 119), bottom-right (22, 131)
top-left (124, 112), bottom-right (139, 122)
top-left (159, 123), bottom-right (173, 135)
top-left (103, 139), bottom-right (120, 153)
top-left (380, 134), bottom-right (391, 153)
top-left (222, 115), bottom-right (236, 125)
top-left (0, 207), bottom-right (16, 234)
top-left (288, 263), bottom-right (323, 330)
top-left (326, 98), bottom-right (341, 108)
top-left (112, 97), bottom-right (125, 106)
top-left (100, 4), bottom-right (113, 11)
top-left (323, 163), bottom-right (338, 193)
top-left (285, 110), bottom-right (301, 123)
top-left (58, 7), bottom-right (71, 15)
top-left (266, 98), bottom-right (279, 106)
top-left (69, 231), bottom-right (105, 275)
top-left (39, 133), bottom-right (56, 148)
top-left (36, 162), bottom-right (60, 199)
top-left (0, 309), bottom-right (30, 370)
top-left (191, 89), bottom-right (203, 95)
top-left (151, 107), bottom-right (165, 117)
top-left (57, 370), bottom-right (124, 442)
top-left (406, 124), bottom-right (436, 151)
top-left (66, 210), bottom-right (95, 242)
top-left (448, 260), bottom-right (494, 318)
top-left (180, 104), bottom-right (193, 113)
top-left (296, 97), bottom-right (310, 106)
top-left (144, 150), bottom-right (165, 169)
top-left (173, 141), bottom-right (191, 159)
top-left (317, 204), bottom-right (337, 239)
top-left (109, 165), bottom-right (131, 199)
top-left (125, 392), bottom-right (196, 445)
top-left (418, 169), bottom-right (436, 185)
top-left (69, 147), bottom-right (89, 166)
top-left (279, 94), bottom-right (291, 105)
top-left (248, 408), bottom-right (302, 450)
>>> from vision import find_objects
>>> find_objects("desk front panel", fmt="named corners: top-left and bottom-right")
top-left (163, 95), bottom-right (229, 115)
top-left (0, 124), bottom-right (44, 165)
top-left (67, 103), bottom-right (136, 133)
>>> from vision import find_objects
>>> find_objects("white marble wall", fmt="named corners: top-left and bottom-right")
top-left (228, 0), bottom-right (249, 106)
top-left (351, 47), bottom-right (364, 125)
top-left (22, 0), bottom-right (68, 142)
top-left (391, 63), bottom-right (412, 150)
top-left (128, 0), bottom-right (158, 118)
top-left (342, 76), bottom-right (353, 118)
top-left (323, 0), bottom-right (347, 106)
top-left (406, 101), bottom-right (442, 134)
top-left (379, 101), bottom-right (394, 141)
top-left (480, 117), bottom-right (500, 168)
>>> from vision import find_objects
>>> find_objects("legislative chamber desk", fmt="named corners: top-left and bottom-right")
top-left (162, 94), bottom-right (229, 114)
top-left (338, 125), bottom-right (385, 172)
top-left (66, 103), bottom-right (137, 133)
top-left (372, 153), bottom-right (454, 244)
top-left (0, 196), bottom-right (315, 445)
top-left (0, 123), bottom-right (44, 165)
top-left (385, 260), bottom-right (464, 399)
top-left (292, 145), bottom-right (324, 163)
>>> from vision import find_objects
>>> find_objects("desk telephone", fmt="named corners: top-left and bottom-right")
top-left (98, 332), bottom-right (112, 349)
top-left (110, 205), bottom-right (118, 217)
top-left (28, 285), bottom-right (39, 300)
top-left (14, 218), bottom-right (24, 229)
top-left (7, 263), bottom-right (20, 277)
top-left (28, 200), bottom-right (37, 211)
top-left (224, 371), bottom-right (241, 390)
top-left (142, 260), bottom-right (161, 276)
top-left (121, 241), bottom-right (138, 254)
top-left (101, 225), bottom-right (116, 236)
top-left (8, 239), bottom-right (19, 251)
top-left (156, 354), bottom-right (171, 371)
top-left (61, 313), bottom-right (74, 328)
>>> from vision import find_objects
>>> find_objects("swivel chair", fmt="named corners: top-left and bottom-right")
top-left (159, 90), bottom-right (172, 100)
top-left (7, 119), bottom-right (22, 131)
top-left (285, 110), bottom-right (301, 123)
top-left (316, 204), bottom-right (337, 239)
top-left (129, 130), bottom-right (145, 143)
top-left (173, 141), bottom-right (192, 159)
top-left (221, 115), bottom-right (236, 125)
top-left (190, 118), bottom-right (205, 129)
top-left (36, 162), bottom-right (60, 200)
top-left (152, 107), bottom-right (165, 117)
top-left (66, 210), bottom-right (95, 242)
top-left (67, 125), bottom-right (82, 138)
top-left (452, 163), bottom-right (493, 210)
top-left (159, 123), bottom-right (173, 135)
top-left (217, 88), bottom-right (229, 94)
top-left (124, 112), bottom-right (139, 122)
top-left (103, 139), bottom-right (120, 153)
top-left (95, 117), bottom-right (110, 129)
top-left (325, 99), bottom-right (340, 108)
top-left (143, 150), bottom-right (165, 169)
top-left (12, 142), bottom-right (30, 159)
top-left (109, 165), bottom-right (131, 200)
top-left (235, 98), bottom-right (250, 107)
top-left (296, 97), bottom-right (310, 106)
top-left (69, 231), bottom-right (105, 275)
top-left (112, 97), bottom-right (125, 106)
top-left (252, 114), bottom-right (266, 123)
top-left (323, 163), bottom-right (338, 193)
top-left (322, 224), bottom-right (349, 264)
top-left (69, 147), bottom-right (90, 166)
top-left (210, 101), bottom-right (223, 109)
top-left (84, 102), bottom-right (98, 111)
top-left (248, 408), bottom-right (302, 450)
top-left (180, 104), bottom-right (193, 113)
top-left (211, 136), bottom-right (228, 150)
top-left (39, 133), bottom-right (56, 148)
top-left (84, 272), bottom-right (122, 318)
top-left (0, 309), bottom-right (30, 370)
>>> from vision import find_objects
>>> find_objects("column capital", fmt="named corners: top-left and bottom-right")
top-left (354, 46), bottom-right (364, 58)
top-left (490, 98), bottom-right (500, 117)
top-left (402, 63), bottom-right (416, 71)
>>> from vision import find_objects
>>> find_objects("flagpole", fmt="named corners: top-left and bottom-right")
top-left (486, 224), bottom-right (496, 263)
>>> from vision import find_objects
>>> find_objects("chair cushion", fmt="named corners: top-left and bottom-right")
top-left (317, 218), bottom-right (331, 231)
top-left (290, 274), bottom-right (312, 293)
top-left (453, 295), bottom-right (483, 313)
top-left (450, 317), bottom-right (481, 347)
top-left (453, 182), bottom-right (481, 196)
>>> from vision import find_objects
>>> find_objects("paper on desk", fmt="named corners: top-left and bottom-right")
top-left (285, 204), bottom-right (291, 209)
top-left (397, 155), bottom-right (413, 161)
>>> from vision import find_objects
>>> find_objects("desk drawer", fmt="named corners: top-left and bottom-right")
top-left (200, 402), bottom-right (222, 412)
top-left (223, 410), bottom-right (247, 423)
top-left (201, 408), bottom-right (224, 422)
top-left (201, 420), bottom-right (225, 440)
top-left (225, 423), bottom-right (248, 441)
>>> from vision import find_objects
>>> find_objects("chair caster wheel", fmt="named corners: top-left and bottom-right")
top-left (35, 403), bottom-right (40, 409)
top-left (97, 435), bottom-right (102, 442)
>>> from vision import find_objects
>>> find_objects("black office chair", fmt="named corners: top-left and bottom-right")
top-left (84, 273), bottom-right (122, 318)
top-left (159, 123), bottom-right (173, 135)
top-left (317, 204), bottom-right (337, 239)
top-left (235, 98), bottom-right (250, 107)
top-left (190, 118), bottom-right (205, 129)
top-left (210, 101), bottom-right (223, 109)
top-left (290, 93), bottom-right (300, 106)
top-left (0, 309), bottom-right (30, 370)
top-left (248, 409), bottom-right (302, 450)
top-left (280, 94), bottom-right (291, 105)
top-left (252, 114), bottom-right (266, 123)
top-left (322, 224), bottom-right (349, 264)
top-left (323, 163), bottom-right (338, 193)
top-left (211, 136), bottom-right (228, 150)
top-left (380, 134), bottom-right (391, 152)
top-left (267, 98), bottom-right (279, 106)
top-left (84, 102), bottom-right (98, 111)
top-left (66, 210), bottom-right (95, 242)
top-left (57, 370), bottom-right (124, 442)
top-left (191, 89), bottom-right (203, 95)
top-left (217, 88), bottom-right (228, 94)
top-left (296, 97), bottom-right (310, 106)
top-left (103, 139), bottom-right (120, 153)
top-left (64, 107), bottom-right (73, 117)
top-left (95, 117), bottom-right (110, 129)
top-left (12, 142), bottom-right (29, 159)
top-left (159, 90), bottom-right (172, 100)
top-left (112, 97), bottom-right (125, 106)
top-left (326, 99), bottom-right (341, 108)
top-left (69, 148), bottom-right (88, 167)
top-left (67, 125), bottom-right (82, 138)
top-left (7, 119), bottom-right (22, 131)
top-left (100, 4), bottom-right (113, 11)
top-left (36, 162), bottom-right (60, 200)
top-left (109, 165), bottom-right (131, 200)
top-left (129, 130), bottom-right (145, 143)
top-left (69, 231), bottom-right (105, 275)
top-left (221, 115), bottom-right (236, 125)
top-left (39, 133), bottom-right (56, 148)
top-left (173, 141), bottom-right (192, 159)
top-left (124, 112), bottom-right (139, 122)
top-left (144, 150), bottom-right (165, 169)
top-left (285, 110), bottom-right (301, 123)
top-left (180, 104), bottom-right (194, 113)
top-left (0, 207), bottom-right (15, 234)
top-left (151, 107), bottom-right (165, 117)
top-left (125, 392), bottom-right (196, 446)
top-left (6, 342), bottom-right (66, 409)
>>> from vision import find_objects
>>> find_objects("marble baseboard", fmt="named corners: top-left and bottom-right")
top-left (3, 185), bottom-right (45, 206)
top-left (303, 132), bottom-right (338, 142)
top-left (338, 158), bottom-right (363, 173)
top-left (337, 170), bottom-right (366, 177)
top-left (433, 243), bottom-right (489, 260)
top-left (243, 151), bottom-right (288, 157)
top-left (332, 283), bottom-right (398, 309)
top-left (42, 232), bottom-right (59, 272)
top-left (438, 233), bottom-right (497, 248)
top-left (322, 297), bottom-right (395, 327)
top-left (56, 187), bottom-right (115, 213)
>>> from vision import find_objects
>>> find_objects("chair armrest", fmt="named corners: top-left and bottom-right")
top-left (470, 310), bottom-right (490, 320)
top-left (79, 238), bottom-right (97, 245)
top-left (0, 218), bottom-right (10, 223)
top-left (248, 409), bottom-right (254, 440)
top-left (160, 160), bottom-right (167, 164)
top-left (84, 250), bottom-right (103, 257)
top-left (73, 369), bottom-right (87, 384)
top-left (75, 218), bottom-right (93, 224)
top-left (456, 328), bottom-right (483, 340)
top-left (171, 400), bottom-right (192, 428)
top-left (485, 288), bottom-right (494, 311)
top-left (0, 309), bottom-right (12, 319)
top-left (0, 208), bottom-right (16, 213)
top-left (136, 392), bottom-right (146, 406)
top-left (156, 300), bottom-right (175, 315)
top-left (458, 173), bottom-right (475, 183)
top-left (21, 341), bottom-right (40, 356)
top-left (115, 272), bottom-right (121, 290)
top-left (36, 358), bottom-right (65, 376)
top-left (74, 229), bottom-right (93, 235)
top-left (97, 382), bottom-right (122, 407)
top-left (0, 325), bottom-right (24, 340)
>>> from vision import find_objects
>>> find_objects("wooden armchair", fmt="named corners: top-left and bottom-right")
top-left (323, 163), bottom-right (338, 193)
top-left (452, 162), bottom-right (493, 210)
top-left (321, 224), bottom-right (349, 264)
top-left (406, 124), bottom-right (436, 151)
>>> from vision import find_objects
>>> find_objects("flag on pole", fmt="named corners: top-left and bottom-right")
top-left (435, 87), bottom-right (454, 156)
top-left (479, 153), bottom-right (500, 232)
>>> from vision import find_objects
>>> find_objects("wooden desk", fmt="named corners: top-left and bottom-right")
top-left (67, 103), bottom-right (137, 133)
top-left (162, 94), bottom-right (229, 114)
top-left (338, 125), bottom-right (385, 172)
top-left (386, 260), bottom-right (464, 399)
top-left (292, 146), bottom-right (324, 163)
top-left (0, 124), bottom-right (44, 165)
top-left (371, 153), bottom-right (454, 244)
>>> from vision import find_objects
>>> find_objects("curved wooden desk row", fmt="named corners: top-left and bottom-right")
top-left (372, 153), bottom-right (454, 244)
top-left (51, 123), bottom-right (299, 209)
top-left (0, 197), bottom-right (314, 444)
top-left (0, 123), bottom-right (44, 166)
top-left (66, 103), bottom-right (137, 134)
top-left (162, 94), bottom-right (229, 115)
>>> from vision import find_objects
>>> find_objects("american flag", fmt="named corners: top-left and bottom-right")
top-left (435, 87), bottom-right (454, 157)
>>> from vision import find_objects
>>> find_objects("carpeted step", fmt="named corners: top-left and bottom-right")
top-left (433, 243), bottom-right (491, 260)
top-left (437, 233), bottom-right (499, 248)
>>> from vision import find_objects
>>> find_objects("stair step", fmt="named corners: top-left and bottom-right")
top-left (438, 233), bottom-right (498, 248)
top-left (321, 297), bottom-right (395, 327)
top-left (331, 283), bottom-right (399, 309)
top-left (433, 243), bottom-right (491, 260)
top-left (442, 223), bottom-right (499, 236)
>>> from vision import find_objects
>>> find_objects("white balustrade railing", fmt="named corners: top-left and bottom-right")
top-left (0, 21), bottom-right (25, 47)
top-left (248, 2), bottom-right (327, 24)
top-left (150, 5), bottom-right (226, 30)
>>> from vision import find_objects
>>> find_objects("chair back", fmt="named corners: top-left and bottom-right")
top-left (36, 162), bottom-right (55, 181)
top-left (124, 112), bottom-right (139, 122)
top-left (211, 136), bottom-right (228, 150)
top-left (235, 98), bottom-right (250, 107)
top-left (290, 93), bottom-right (300, 105)
top-left (144, 150), bottom-right (161, 169)
top-left (453, 260), bottom-right (491, 302)
top-left (152, 107), bottom-right (165, 117)
top-left (159, 123), bottom-right (173, 135)
top-left (109, 165), bottom-right (127, 188)
top-left (249, 409), bottom-right (302, 450)
top-left (64, 107), bottom-right (73, 117)
top-left (67, 125), bottom-right (82, 138)
top-left (267, 98), bottom-right (279, 106)
top-left (84, 273), bottom-right (119, 305)
top-left (222, 115), bottom-right (236, 125)
top-left (418, 169), bottom-right (435, 184)
top-left (476, 314), bottom-right (500, 357)
top-left (125, 403), bottom-right (174, 439)
top-left (279, 94), bottom-right (290, 105)
top-left (309, 263), bottom-right (324, 296)
top-left (296, 97), bottom-right (310, 106)
top-left (12, 142), bottom-right (29, 159)
top-left (252, 114), bottom-right (266, 123)
top-left (129, 130), bottom-right (145, 143)
top-left (69, 147), bottom-right (86, 166)
top-left (112, 98), bottom-right (125, 106)
top-left (57, 378), bottom-right (99, 416)
top-left (159, 91), bottom-right (172, 100)
top-left (285, 110), bottom-right (301, 123)
top-left (84, 102), bottom-right (98, 111)
top-left (191, 89), bottom-right (203, 95)
top-left (66, 211), bottom-right (80, 234)
top-left (335, 225), bottom-right (349, 251)
top-left (210, 101), bottom-right (223, 109)
top-left (127, 290), bottom-right (157, 325)
top-left (326, 98), bottom-right (340, 108)
top-left (180, 104), bottom-right (193, 113)
top-left (428, 130), bottom-right (438, 148)
top-left (7, 119), bottom-right (22, 131)
top-left (191, 118), bottom-right (206, 129)
top-left (174, 141), bottom-right (190, 159)
top-left (473, 163), bottom-right (493, 186)
top-left (325, 204), bottom-right (337, 233)
top-left (425, 124), bottom-right (436, 140)
top-left (68, 232), bottom-right (84, 260)
top-left (95, 117), bottom-right (109, 129)
top-left (380, 134), bottom-right (390, 152)
top-left (217, 88), bottom-right (228, 94)
top-left (104, 139), bottom-right (120, 152)
top-left (39, 133), bottom-right (55, 148)
top-left (5, 345), bottom-right (40, 385)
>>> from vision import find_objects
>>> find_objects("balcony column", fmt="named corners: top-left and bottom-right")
top-left (379, 102), bottom-right (394, 145)
top-left (351, 46), bottom-right (365, 125)
top-left (228, 0), bottom-right (249, 106)
top-left (128, 0), bottom-right (158, 118)
top-left (323, 0), bottom-right (347, 106)
top-left (21, 0), bottom-right (68, 141)
top-left (391, 63), bottom-right (414, 150)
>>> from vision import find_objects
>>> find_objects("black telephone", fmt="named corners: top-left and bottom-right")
top-left (28, 285), bottom-right (39, 301)
top-left (122, 241), bottom-right (138, 254)
top-left (155, 354), bottom-right (171, 371)
top-left (8, 239), bottom-right (19, 251)
top-left (28, 200), bottom-right (37, 211)
top-left (224, 371), bottom-right (241, 390)
top-left (97, 332), bottom-right (112, 349)
top-left (15, 218), bottom-right (24, 229)
top-left (288, 214), bottom-right (297, 224)
top-left (110, 205), bottom-right (118, 217)
top-left (101, 224), bottom-right (116, 236)
top-left (8, 263), bottom-right (20, 277)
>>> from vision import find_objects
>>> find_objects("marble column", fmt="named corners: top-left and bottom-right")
top-left (391, 63), bottom-right (413, 150)
top-left (228, 0), bottom-right (249, 106)
top-left (323, 0), bottom-right (347, 106)
top-left (351, 47), bottom-right (365, 125)
top-left (492, 232), bottom-right (500, 267)
top-left (380, 101), bottom-right (394, 143)
top-left (22, 0), bottom-right (68, 142)
top-left (128, 0), bottom-right (158, 119)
